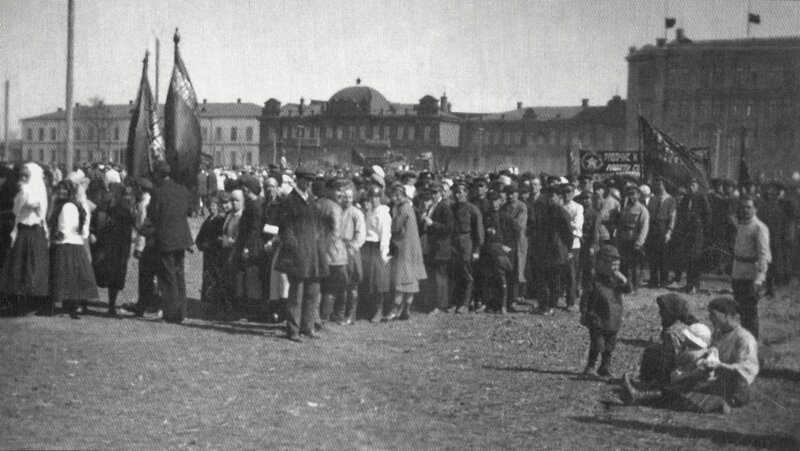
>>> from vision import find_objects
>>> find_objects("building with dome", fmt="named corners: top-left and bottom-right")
top-left (259, 83), bottom-right (461, 170)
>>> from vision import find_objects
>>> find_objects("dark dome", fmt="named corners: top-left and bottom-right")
top-left (328, 85), bottom-right (391, 115)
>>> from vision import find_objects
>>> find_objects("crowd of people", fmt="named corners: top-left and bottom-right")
top-left (1, 158), bottom-right (792, 414)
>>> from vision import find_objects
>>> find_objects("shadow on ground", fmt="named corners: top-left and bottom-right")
top-left (573, 416), bottom-right (799, 449)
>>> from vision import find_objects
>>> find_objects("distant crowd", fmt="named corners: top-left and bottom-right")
top-left (2, 158), bottom-right (792, 414)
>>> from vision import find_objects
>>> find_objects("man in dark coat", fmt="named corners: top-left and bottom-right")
top-left (146, 161), bottom-right (195, 323)
top-left (235, 174), bottom-right (268, 318)
top-left (529, 186), bottom-right (573, 315)
top-left (420, 183), bottom-right (453, 313)
top-left (483, 190), bottom-right (520, 313)
top-left (275, 168), bottom-right (329, 342)
top-left (676, 179), bottom-right (711, 293)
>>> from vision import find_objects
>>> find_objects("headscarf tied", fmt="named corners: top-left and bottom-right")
top-left (12, 162), bottom-right (50, 242)
top-left (656, 294), bottom-right (698, 328)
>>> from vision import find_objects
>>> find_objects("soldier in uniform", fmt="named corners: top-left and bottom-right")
top-left (646, 177), bottom-right (677, 287)
top-left (616, 185), bottom-right (649, 292)
top-left (449, 180), bottom-right (483, 313)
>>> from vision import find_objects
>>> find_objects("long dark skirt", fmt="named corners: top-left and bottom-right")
top-left (1, 223), bottom-right (49, 297)
top-left (360, 242), bottom-right (390, 295)
top-left (50, 243), bottom-right (99, 302)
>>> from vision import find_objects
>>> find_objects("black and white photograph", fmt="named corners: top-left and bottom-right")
top-left (1, 0), bottom-right (799, 448)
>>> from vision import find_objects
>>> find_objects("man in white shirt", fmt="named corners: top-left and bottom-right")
top-left (732, 195), bottom-right (771, 339)
top-left (562, 183), bottom-right (584, 310)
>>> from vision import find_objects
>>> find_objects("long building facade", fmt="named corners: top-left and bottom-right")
top-left (626, 29), bottom-right (800, 179)
top-left (18, 99), bottom-right (261, 168)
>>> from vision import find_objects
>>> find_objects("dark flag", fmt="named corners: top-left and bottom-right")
top-left (665, 17), bottom-right (676, 29)
top-left (164, 28), bottom-right (202, 190)
top-left (126, 51), bottom-right (165, 181)
top-left (639, 116), bottom-right (710, 191)
top-left (738, 157), bottom-right (752, 186)
top-left (748, 13), bottom-right (761, 24)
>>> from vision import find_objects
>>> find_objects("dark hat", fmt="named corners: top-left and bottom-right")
top-left (597, 245), bottom-right (621, 261)
top-left (593, 181), bottom-right (607, 192)
top-left (418, 171), bottom-right (433, 181)
top-left (239, 174), bottom-right (262, 195)
top-left (471, 177), bottom-right (488, 187)
top-left (217, 190), bottom-right (232, 203)
top-left (560, 183), bottom-right (576, 195)
top-left (503, 184), bottom-right (518, 195)
top-left (294, 167), bottom-right (315, 180)
top-left (624, 184), bottom-right (640, 195)
top-left (153, 159), bottom-right (171, 177)
top-left (402, 171), bottom-right (418, 181)
top-left (486, 190), bottom-right (502, 201)
top-left (708, 296), bottom-right (738, 316)
top-left (137, 177), bottom-right (154, 192)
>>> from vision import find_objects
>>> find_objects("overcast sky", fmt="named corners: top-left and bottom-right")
top-left (2, 0), bottom-right (800, 136)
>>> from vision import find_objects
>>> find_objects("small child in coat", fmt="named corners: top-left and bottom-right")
top-left (580, 244), bottom-right (632, 379)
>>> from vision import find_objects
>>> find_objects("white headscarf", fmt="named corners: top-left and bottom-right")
top-left (12, 162), bottom-right (49, 239)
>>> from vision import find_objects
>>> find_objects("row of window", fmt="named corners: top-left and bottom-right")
top-left (213, 149), bottom-right (255, 166)
top-left (201, 126), bottom-right (255, 142)
top-left (265, 124), bottom-right (434, 143)
top-left (26, 126), bottom-right (122, 143)
top-left (665, 98), bottom-right (797, 123)
top-left (469, 129), bottom-right (616, 149)
top-left (23, 147), bottom-right (125, 164)
top-left (643, 61), bottom-right (793, 90)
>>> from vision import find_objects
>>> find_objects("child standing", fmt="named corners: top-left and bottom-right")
top-left (580, 244), bottom-right (632, 379)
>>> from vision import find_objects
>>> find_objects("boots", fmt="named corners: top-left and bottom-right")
top-left (344, 291), bottom-right (358, 324)
top-left (622, 373), bottom-right (663, 406)
top-left (597, 352), bottom-right (614, 379)
top-left (583, 362), bottom-right (599, 379)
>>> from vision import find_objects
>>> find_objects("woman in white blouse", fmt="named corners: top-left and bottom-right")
top-left (360, 184), bottom-right (392, 322)
top-left (1, 162), bottom-right (50, 315)
top-left (48, 180), bottom-right (98, 319)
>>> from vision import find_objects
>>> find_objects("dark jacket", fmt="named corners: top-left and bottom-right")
top-left (425, 199), bottom-right (454, 262)
top-left (274, 189), bottom-right (329, 279)
top-left (236, 196), bottom-right (267, 266)
top-left (452, 200), bottom-right (484, 261)
top-left (580, 273), bottom-right (632, 331)
top-left (146, 177), bottom-right (194, 252)
top-left (529, 202), bottom-right (572, 268)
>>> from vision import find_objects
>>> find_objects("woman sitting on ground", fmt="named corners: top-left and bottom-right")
top-left (637, 293), bottom-right (699, 388)
top-left (624, 296), bottom-right (759, 414)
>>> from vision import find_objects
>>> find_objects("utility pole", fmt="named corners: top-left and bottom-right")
top-left (3, 80), bottom-right (9, 148)
top-left (154, 37), bottom-right (160, 106)
top-left (65, 0), bottom-right (75, 172)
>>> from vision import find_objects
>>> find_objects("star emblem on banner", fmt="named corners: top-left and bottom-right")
top-left (581, 152), bottom-right (603, 170)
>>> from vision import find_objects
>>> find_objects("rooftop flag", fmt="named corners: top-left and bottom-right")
top-left (126, 51), bottom-right (165, 181)
top-left (164, 28), bottom-right (202, 189)
top-left (665, 17), bottom-right (676, 29)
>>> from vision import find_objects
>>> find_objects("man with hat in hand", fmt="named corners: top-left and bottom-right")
top-left (275, 168), bottom-right (329, 342)
top-left (145, 160), bottom-right (195, 323)
top-left (616, 184), bottom-right (649, 292)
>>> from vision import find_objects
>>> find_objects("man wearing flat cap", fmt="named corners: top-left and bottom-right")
top-left (501, 184), bottom-right (528, 309)
top-left (144, 160), bottom-right (194, 322)
top-left (275, 167), bottom-right (329, 342)
top-left (449, 180), bottom-right (484, 312)
top-left (676, 178), bottom-right (711, 293)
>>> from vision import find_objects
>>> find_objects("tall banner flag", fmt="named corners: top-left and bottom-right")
top-left (165, 28), bottom-right (202, 189)
top-left (639, 116), bottom-right (709, 191)
top-left (126, 51), bottom-right (165, 181)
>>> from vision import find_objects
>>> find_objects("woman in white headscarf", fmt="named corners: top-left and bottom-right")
top-left (1, 162), bottom-right (50, 315)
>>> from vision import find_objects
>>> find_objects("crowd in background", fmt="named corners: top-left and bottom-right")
top-left (0, 158), bottom-right (789, 413)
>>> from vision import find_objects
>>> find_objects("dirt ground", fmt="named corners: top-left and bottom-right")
top-left (2, 220), bottom-right (800, 450)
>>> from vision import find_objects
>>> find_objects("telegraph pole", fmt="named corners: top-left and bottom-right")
top-left (154, 37), bottom-right (160, 106)
top-left (3, 80), bottom-right (9, 148)
top-left (65, 0), bottom-right (75, 172)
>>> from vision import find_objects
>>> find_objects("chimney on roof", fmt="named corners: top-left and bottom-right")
top-left (75, 102), bottom-right (80, 107)
top-left (676, 28), bottom-right (691, 43)
top-left (299, 97), bottom-right (305, 116)
top-left (447, 102), bottom-right (452, 113)
top-left (629, 46), bottom-right (636, 55)
top-left (237, 98), bottom-right (241, 103)
top-left (517, 101), bottom-right (523, 110)
top-left (57, 107), bottom-right (63, 112)
top-left (656, 38), bottom-right (666, 47)
top-left (129, 100), bottom-right (133, 105)
top-left (440, 92), bottom-right (448, 113)
top-left (202, 98), bottom-right (207, 104)
top-left (581, 98), bottom-right (589, 108)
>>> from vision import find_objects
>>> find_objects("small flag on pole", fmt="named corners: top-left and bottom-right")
top-left (164, 28), bottom-right (203, 190)
top-left (665, 17), bottom-right (676, 29)
top-left (126, 51), bottom-right (165, 181)
top-left (748, 13), bottom-right (761, 24)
